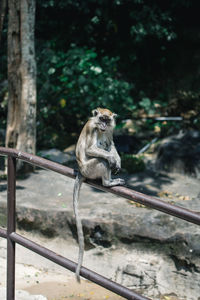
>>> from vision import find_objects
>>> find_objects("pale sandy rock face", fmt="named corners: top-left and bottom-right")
top-left (0, 287), bottom-right (47, 300)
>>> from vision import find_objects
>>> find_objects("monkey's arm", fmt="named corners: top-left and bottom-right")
top-left (110, 142), bottom-right (121, 173)
top-left (85, 132), bottom-right (116, 167)
top-left (86, 144), bottom-right (110, 159)
top-left (111, 142), bottom-right (121, 161)
top-left (111, 142), bottom-right (121, 160)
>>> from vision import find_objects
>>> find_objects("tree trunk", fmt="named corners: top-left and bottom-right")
top-left (6, 0), bottom-right (21, 149)
top-left (6, 0), bottom-right (36, 172)
top-left (0, 0), bottom-right (7, 46)
top-left (17, 0), bottom-right (37, 155)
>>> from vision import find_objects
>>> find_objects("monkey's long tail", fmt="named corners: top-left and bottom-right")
top-left (73, 172), bottom-right (85, 283)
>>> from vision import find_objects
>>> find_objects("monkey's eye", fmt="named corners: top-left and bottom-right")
top-left (99, 117), bottom-right (105, 122)
top-left (99, 116), bottom-right (110, 124)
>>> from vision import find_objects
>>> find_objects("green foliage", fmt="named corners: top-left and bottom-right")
top-left (121, 154), bottom-right (145, 174)
top-left (37, 45), bottom-right (134, 148)
top-left (55, 45), bottom-right (134, 115)
top-left (139, 97), bottom-right (152, 112)
top-left (1, 0), bottom-right (200, 150)
top-left (130, 5), bottom-right (176, 42)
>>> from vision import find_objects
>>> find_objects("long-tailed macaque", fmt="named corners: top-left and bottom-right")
top-left (73, 107), bottom-right (125, 282)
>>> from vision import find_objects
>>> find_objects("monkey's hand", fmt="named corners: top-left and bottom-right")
top-left (113, 161), bottom-right (121, 174)
top-left (113, 166), bottom-right (120, 175)
top-left (108, 156), bottom-right (121, 174)
top-left (108, 156), bottom-right (116, 169)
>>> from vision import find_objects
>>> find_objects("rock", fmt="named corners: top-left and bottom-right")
top-left (115, 253), bottom-right (200, 300)
top-left (155, 130), bottom-right (200, 177)
top-left (0, 287), bottom-right (47, 300)
top-left (38, 148), bottom-right (76, 166)
top-left (63, 144), bottom-right (76, 155)
top-left (1, 168), bottom-right (200, 299)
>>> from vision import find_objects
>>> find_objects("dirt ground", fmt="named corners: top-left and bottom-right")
top-left (25, 280), bottom-right (124, 300)
top-left (1, 166), bottom-right (200, 299)
top-left (0, 231), bottom-right (126, 300)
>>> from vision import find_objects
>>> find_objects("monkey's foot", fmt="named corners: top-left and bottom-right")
top-left (103, 178), bottom-right (125, 187)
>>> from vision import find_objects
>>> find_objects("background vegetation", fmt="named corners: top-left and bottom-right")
top-left (1, 0), bottom-right (200, 150)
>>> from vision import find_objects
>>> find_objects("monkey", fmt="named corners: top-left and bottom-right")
top-left (73, 107), bottom-right (125, 282)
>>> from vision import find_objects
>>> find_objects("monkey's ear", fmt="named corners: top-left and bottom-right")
top-left (92, 109), bottom-right (99, 117)
top-left (113, 113), bottom-right (118, 119)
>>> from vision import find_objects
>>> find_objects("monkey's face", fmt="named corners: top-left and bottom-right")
top-left (92, 108), bottom-right (116, 133)
top-left (98, 115), bottom-right (112, 132)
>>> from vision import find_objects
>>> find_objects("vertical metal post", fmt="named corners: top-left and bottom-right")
top-left (7, 156), bottom-right (16, 300)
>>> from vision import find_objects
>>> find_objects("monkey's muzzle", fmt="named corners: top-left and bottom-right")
top-left (100, 123), bottom-right (107, 132)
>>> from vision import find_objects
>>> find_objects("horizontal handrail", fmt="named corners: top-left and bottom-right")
top-left (0, 147), bottom-right (200, 225)
top-left (0, 228), bottom-right (150, 300)
top-left (0, 227), bottom-right (7, 238)
top-left (1, 147), bottom-right (200, 300)
top-left (0, 148), bottom-right (152, 299)
top-left (1, 231), bottom-right (148, 300)
top-left (0, 147), bottom-right (76, 178)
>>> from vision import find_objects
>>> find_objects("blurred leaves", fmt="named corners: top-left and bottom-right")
top-left (1, 0), bottom-right (200, 150)
top-left (34, 0), bottom-right (200, 149)
top-left (37, 45), bottom-right (134, 148)
top-left (121, 154), bottom-right (145, 173)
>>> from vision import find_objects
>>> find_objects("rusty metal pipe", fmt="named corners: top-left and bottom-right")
top-left (10, 232), bottom-right (150, 300)
top-left (0, 147), bottom-right (75, 178)
top-left (87, 181), bottom-right (200, 226)
top-left (0, 227), bottom-right (7, 238)
top-left (0, 147), bottom-right (199, 226)
top-left (7, 156), bottom-right (16, 300)
top-left (1, 147), bottom-right (200, 300)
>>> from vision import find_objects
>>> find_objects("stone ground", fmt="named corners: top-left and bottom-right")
top-left (0, 164), bottom-right (200, 299)
top-left (0, 231), bottom-right (125, 300)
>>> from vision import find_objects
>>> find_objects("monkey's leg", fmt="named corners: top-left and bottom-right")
top-left (102, 173), bottom-right (125, 187)
top-left (80, 158), bottom-right (107, 179)
top-left (100, 162), bottom-right (125, 187)
top-left (80, 159), bottom-right (125, 186)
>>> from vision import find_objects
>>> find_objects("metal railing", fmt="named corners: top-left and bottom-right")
top-left (0, 147), bottom-right (200, 300)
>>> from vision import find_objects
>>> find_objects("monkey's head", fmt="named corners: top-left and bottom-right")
top-left (92, 107), bottom-right (117, 133)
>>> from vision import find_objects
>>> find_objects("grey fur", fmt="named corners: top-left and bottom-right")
top-left (73, 108), bottom-right (125, 282)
